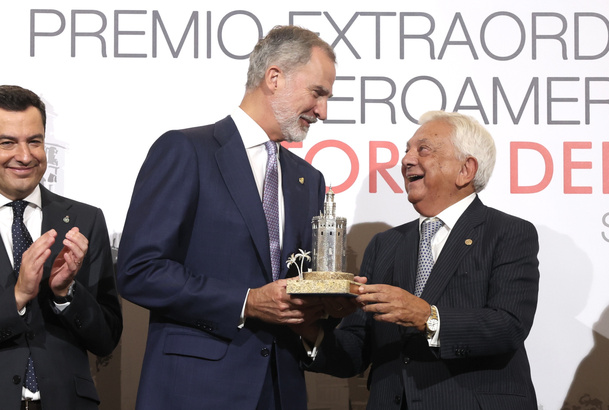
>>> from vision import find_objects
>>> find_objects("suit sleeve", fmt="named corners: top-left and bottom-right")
top-left (437, 216), bottom-right (540, 359)
top-left (55, 208), bottom-right (123, 357)
top-left (0, 288), bottom-right (29, 344)
top-left (303, 233), bottom-right (386, 378)
top-left (116, 132), bottom-right (250, 341)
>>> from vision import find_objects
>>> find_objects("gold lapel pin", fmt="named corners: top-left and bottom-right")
top-left (299, 177), bottom-right (304, 184)
top-left (465, 239), bottom-right (473, 246)
top-left (63, 216), bottom-right (70, 223)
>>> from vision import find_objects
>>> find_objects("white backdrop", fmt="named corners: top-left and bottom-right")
top-left (2, 1), bottom-right (609, 409)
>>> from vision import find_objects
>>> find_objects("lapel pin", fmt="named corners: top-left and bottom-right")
top-left (465, 239), bottom-right (473, 246)
top-left (299, 177), bottom-right (304, 184)
top-left (63, 216), bottom-right (70, 223)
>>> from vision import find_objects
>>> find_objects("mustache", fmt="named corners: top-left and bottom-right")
top-left (301, 114), bottom-right (318, 124)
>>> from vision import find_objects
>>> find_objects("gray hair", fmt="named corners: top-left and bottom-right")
top-left (245, 25), bottom-right (335, 90)
top-left (419, 111), bottom-right (496, 192)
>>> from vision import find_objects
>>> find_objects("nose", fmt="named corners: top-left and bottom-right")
top-left (400, 154), bottom-right (409, 177)
top-left (402, 149), bottom-right (417, 167)
top-left (15, 143), bottom-right (33, 164)
top-left (313, 98), bottom-right (328, 121)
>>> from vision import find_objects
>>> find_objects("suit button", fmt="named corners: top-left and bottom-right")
top-left (394, 395), bottom-right (401, 404)
top-left (13, 375), bottom-right (21, 384)
top-left (403, 357), bottom-right (410, 364)
top-left (260, 348), bottom-right (270, 357)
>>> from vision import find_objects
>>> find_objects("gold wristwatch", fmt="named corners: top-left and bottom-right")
top-left (426, 305), bottom-right (439, 339)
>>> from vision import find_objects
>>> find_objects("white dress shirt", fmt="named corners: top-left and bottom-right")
top-left (418, 192), bottom-right (477, 347)
top-left (0, 186), bottom-right (43, 401)
top-left (231, 108), bottom-right (286, 328)
top-left (232, 107), bottom-right (285, 246)
top-left (0, 187), bottom-right (43, 263)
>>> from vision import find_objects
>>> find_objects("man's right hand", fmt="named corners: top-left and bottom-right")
top-left (244, 279), bottom-right (325, 325)
top-left (14, 229), bottom-right (56, 311)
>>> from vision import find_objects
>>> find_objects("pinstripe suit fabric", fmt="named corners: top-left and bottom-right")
top-left (308, 196), bottom-right (539, 410)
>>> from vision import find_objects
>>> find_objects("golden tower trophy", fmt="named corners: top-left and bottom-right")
top-left (286, 188), bottom-right (358, 296)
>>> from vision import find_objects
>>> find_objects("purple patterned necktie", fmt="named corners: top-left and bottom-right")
top-left (9, 200), bottom-right (38, 393)
top-left (414, 218), bottom-right (444, 297)
top-left (263, 141), bottom-right (281, 281)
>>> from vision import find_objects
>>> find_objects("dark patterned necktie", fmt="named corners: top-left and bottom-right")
top-left (414, 218), bottom-right (444, 297)
top-left (8, 200), bottom-right (39, 393)
top-left (262, 141), bottom-right (281, 281)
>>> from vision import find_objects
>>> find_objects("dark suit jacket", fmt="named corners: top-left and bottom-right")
top-left (0, 185), bottom-right (123, 410)
top-left (308, 196), bottom-right (539, 410)
top-left (117, 116), bottom-right (326, 410)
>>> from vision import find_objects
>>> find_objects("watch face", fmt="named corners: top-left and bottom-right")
top-left (427, 318), bottom-right (439, 332)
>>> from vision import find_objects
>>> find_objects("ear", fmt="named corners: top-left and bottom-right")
top-left (264, 65), bottom-right (282, 93)
top-left (456, 156), bottom-right (478, 188)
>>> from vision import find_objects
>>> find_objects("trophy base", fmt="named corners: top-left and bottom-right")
top-left (286, 271), bottom-right (358, 296)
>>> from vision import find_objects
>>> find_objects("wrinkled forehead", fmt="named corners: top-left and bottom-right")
top-left (407, 120), bottom-right (454, 147)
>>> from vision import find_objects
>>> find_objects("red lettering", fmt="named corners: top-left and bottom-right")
top-left (510, 142), bottom-right (553, 193)
top-left (604, 142), bottom-right (609, 194)
top-left (369, 141), bottom-right (403, 193)
top-left (305, 140), bottom-right (359, 193)
top-left (564, 141), bottom-right (592, 194)
top-left (281, 141), bottom-right (303, 149)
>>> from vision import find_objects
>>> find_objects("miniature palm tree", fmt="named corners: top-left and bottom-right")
top-left (286, 248), bottom-right (311, 280)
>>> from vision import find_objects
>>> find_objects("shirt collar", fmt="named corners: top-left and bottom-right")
top-left (418, 192), bottom-right (476, 231)
top-left (232, 107), bottom-right (273, 149)
top-left (1, 185), bottom-right (42, 209)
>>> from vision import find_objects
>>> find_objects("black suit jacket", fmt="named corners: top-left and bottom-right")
top-left (117, 116), bottom-right (326, 410)
top-left (308, 196), bottom-right (539, 410)
top-left (0, 186), bottom-right (122, 410)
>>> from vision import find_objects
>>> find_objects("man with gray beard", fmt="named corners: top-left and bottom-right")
top-left (117, 25), bottom-right (340, 410)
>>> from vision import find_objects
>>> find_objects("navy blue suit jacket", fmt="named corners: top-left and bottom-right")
top-left (307, 197), bottom-right (539, 410)
top-left (117, 116), bottom-right (325, 409)
top-left (0, 186), bottom-right (122, 410)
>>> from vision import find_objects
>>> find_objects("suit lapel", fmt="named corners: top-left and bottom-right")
top-left (0, 228), bottom-right (13, 288)
top-left (0, 187), bottom-right (73, 286)
top-left (420, 197), bottom-right (486, 302)
top-left (214, 117), bottom-right (274, 282)
top-left (393, 223), bottom-right (419, 292)
top-left (279, 148), bottom-right (308, 279)
top-left (40, 186), bottom-right (75, 274)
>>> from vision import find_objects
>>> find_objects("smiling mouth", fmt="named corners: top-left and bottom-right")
top-left (300, 115), bottom-right (317, 126)
top-left (407, 174), bottom-right (423, 182)
top-left (9, 167), bottom-right (35, 174)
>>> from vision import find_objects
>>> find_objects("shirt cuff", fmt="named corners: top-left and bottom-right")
top-left (238, 289), bottom-right (251, 329)
top-left (427, 308), bottom-right (441, 347)
top-left (302, 327), bottom-right (325, 360)
top-left (52, 281), bottom-right (75, 313)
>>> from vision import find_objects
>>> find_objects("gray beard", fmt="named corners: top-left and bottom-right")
top-left (270, 96), bottom-right (310, 143)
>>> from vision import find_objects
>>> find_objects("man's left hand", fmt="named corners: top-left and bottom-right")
top-left (356, 284), bottom-right (430, 331)
top-left (49, 227), bottom-right (88, 297)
